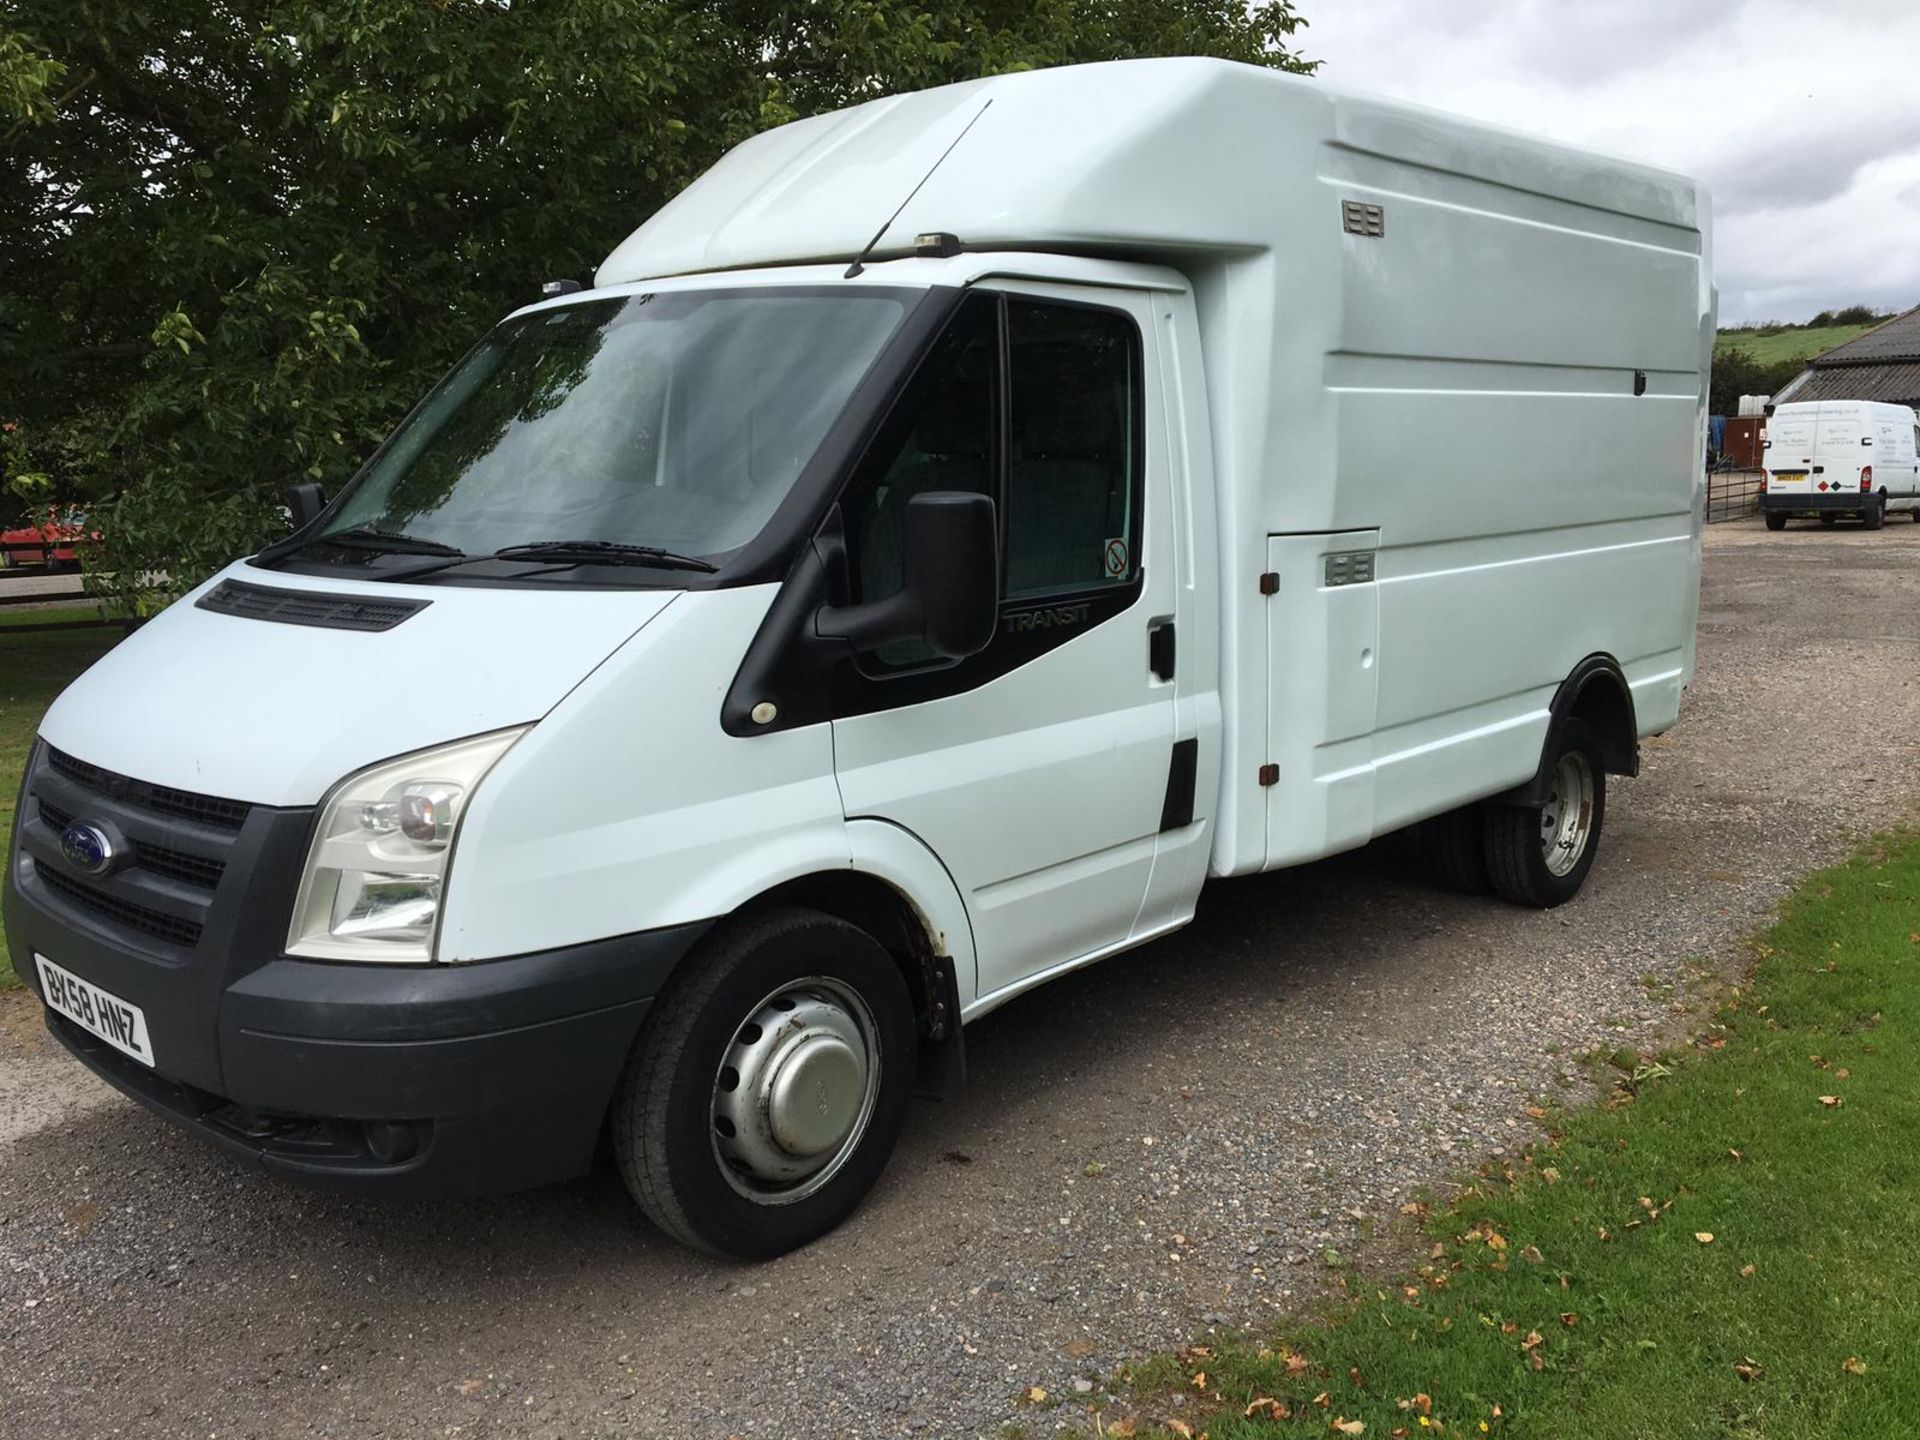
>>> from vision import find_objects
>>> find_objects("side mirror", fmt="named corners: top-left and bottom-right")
top-left (818, 491), bottom-right (998, 660)
top-left (286, 482), bottom-right (327, 530)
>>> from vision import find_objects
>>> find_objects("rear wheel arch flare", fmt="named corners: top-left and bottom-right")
top-left (1555, 655), bottom-right (1638, 778)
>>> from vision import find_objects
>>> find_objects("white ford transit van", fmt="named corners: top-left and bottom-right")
top-left (5, 60), bottom-right (1712, 1257)
top-left (1761, 399), bottom-right (1920, 530)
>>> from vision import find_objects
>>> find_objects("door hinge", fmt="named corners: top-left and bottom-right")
top-left (1258, 571), bottom-right (1279, 595)
top-left (1258, 763), bottom-right (1280, 787)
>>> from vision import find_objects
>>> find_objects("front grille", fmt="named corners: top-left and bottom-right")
top-left (36, 798), bottom-right (226, 891)
top-left (46, 747), bottom-right (252, 831)
top-left (196, 578), bottom-right (429, 633)
top-left (34, 865), bottom-right (205, 948)
top-left (25, 746), bottom-right (255, 955)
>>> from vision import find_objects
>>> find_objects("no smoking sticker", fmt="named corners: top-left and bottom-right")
top-left (1103, 536), bottom-right (1129, 578)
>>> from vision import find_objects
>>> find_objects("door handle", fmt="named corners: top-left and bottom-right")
top-left (1149, 619), bottom-right (1176, 681)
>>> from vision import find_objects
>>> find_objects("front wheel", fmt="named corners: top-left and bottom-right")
top-left (1821, 513), bottom-right (1839, 526)
top-left (1764, 511), bottom-right (1787, 532)
top-left (612, 908), bottom-right (916, 1259)
top-left (1484, 718), bottom-right (1607, 908)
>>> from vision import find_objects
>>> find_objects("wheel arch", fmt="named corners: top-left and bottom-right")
top-left (729, 821), bottom-right (975, 1096)
top-left (1496, 654), bottom-right (1638, 806)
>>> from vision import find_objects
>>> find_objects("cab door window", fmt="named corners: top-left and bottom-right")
top-left (838, 291), bottom-right (1143, 673)
top-left (1005, 300), bottom-right (1141, 598)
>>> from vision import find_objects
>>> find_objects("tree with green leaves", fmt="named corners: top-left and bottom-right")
top-left (1, 1), bottom-right (1312, 611)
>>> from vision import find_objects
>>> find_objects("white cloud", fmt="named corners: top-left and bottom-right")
top-left (1298, 0), bottom-right (1920, 322)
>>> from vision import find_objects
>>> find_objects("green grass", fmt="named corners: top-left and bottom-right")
top-left (1100, 837), bottom-right (1920, 1440)
top-left (1, 625), bottom-right (119, 984)
top-left (1715, 322), bottom-right (1879, 368)
top-left (0, 601), bottom-right (109, 629)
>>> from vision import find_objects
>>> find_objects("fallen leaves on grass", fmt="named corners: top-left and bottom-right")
top-left (1734, 1358), bottom-right (1763, 1382)
top-left (1332, 1419), bottom-right (1366, 1436)
top-left (1819, 1095), bottom-right (1844, 1108)
top-left (1842, 1356), bottom-right (1868, 1376)
top-left (1695, 1232), bottom-right (1715, 1244)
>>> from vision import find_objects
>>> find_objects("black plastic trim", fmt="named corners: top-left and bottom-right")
top-left (197, 578), bottom-right (429, 632)
top-left (1761, 491), bottom-right (1875, 513)
top-left (1150, 619), bottom-right (1177, 681)
top-left (1494, 654), bottom-right (1639, 806)
top-left (1160, 738), bottom-right (1199, 832)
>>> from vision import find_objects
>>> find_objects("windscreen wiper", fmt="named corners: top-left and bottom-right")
top-left (373, 537), bottom-right (720, 583)
top-left (488, 540), bottom-right (719, 573)
top-left (302, 525), bottom-right (467, 557)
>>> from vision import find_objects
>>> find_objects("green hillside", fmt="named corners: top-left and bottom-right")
top-left (1715, 321), bottom-right (1878, 366)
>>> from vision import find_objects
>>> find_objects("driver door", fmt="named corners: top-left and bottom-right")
top-left (830, 283), bottom-right (1177, 1004)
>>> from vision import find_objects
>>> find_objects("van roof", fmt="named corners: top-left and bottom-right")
top-left (597, 58), bottom-right (1706, 286)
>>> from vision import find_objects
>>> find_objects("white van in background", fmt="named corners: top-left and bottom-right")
top-left (1761, 400), bottom-right (1920, 530)
top-left (5, 59), bottom-right (1712, 1258)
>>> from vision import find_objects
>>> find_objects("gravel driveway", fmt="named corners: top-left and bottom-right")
top-left (4, 517), bottom-right (1918, 1440)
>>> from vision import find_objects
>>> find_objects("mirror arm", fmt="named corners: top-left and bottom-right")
top-left (815, 591), bottom-right (923, 651)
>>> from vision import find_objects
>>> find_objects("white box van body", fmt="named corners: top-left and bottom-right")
top-left (5, 60), bottom-right (1713, 1256)
top-left (1761, 399), bottom-right (1920, 529)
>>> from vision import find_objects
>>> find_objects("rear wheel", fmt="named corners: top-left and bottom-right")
top-left (1863, 497), bottom-right (1886, 530)
top-left (1820, 513), bottom-right (1839, 526)
top-left (1422, 804), bottom-right (1491, 893)
top-left (1484, 718), bottom-right (1606, 908)
top-left (1764, 511), bottom-right (1787, 531)
top-left (613, 907), bottom-right (915, 1259)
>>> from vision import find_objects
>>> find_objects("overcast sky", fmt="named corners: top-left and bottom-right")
top-left (1299, 0), bottom-right (1920, 324)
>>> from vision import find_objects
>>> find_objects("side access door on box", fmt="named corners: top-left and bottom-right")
top-left (829, 280), bottom-right (1193, 1009)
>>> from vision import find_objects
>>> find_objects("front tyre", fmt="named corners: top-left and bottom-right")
top-left (1484, 718), bottom-right (1607, 908)
top-left (613, 908), bottom-right (915, 1259)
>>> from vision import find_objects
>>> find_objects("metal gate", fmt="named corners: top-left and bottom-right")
top-left (1706, 467), bottom-right (1762, 523)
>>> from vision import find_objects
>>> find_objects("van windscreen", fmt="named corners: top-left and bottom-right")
top-left (314, 289), bottom-right (909, 569)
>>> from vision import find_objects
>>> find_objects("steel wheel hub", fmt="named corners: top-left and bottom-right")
top-left (711, 978), bottom-right (879, 1205)
top-left (1539, 750), bottom-right (1596, 878)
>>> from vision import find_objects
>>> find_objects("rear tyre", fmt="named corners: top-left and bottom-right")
top-left (1422, 804), bottom-right (1492, 893)
top-left (612, 907), bottom-right (916, 1259)
top-left (1820, 513), bottom-right (1839, 526)
top-left (1863, 497), bottom-right (1886, 531)
top-left (1763, 512), bottom-right (1787, 532)
top-left (1484, 718), bottom-right (1607, 909)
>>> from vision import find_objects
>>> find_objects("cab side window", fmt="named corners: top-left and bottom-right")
top-left (843, 295), bottom-right (997, 612)
top-left (1006, 301), bottom-right (1140, 598)
top-left (838, 291), bottom-right (1143, 671)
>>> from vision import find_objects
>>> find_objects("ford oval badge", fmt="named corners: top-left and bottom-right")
top-left (60, 823), bottom-right (116, 877)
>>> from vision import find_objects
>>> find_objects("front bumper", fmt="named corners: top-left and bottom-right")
top-left (6, 742), bottom-right (707, 1197)
top-left (1761, 490), bottom-right (1873, 514)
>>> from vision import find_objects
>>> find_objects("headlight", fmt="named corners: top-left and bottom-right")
top-left (287, 728), bottom-right (526, 963)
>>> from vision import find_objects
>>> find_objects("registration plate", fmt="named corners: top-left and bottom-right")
top-left (35, 954), bottom-right (154, 1068)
